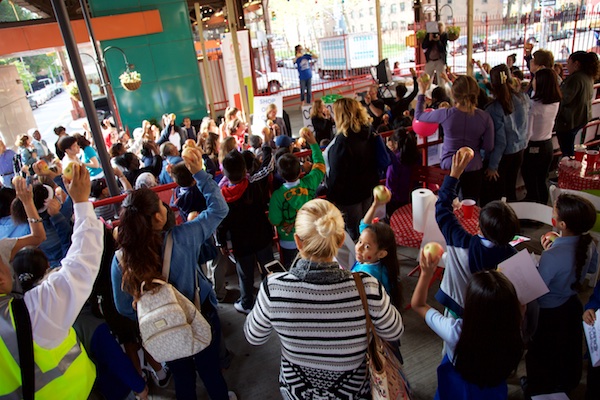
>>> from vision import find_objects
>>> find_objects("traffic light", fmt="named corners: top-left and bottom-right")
top-left (271, 11), bottom-right (276, 21)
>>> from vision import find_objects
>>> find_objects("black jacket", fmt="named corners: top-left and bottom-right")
top-left (326, 126), bottom-right (379, 205)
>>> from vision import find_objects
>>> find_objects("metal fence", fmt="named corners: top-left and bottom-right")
top-left (199, 7), bottom-right (600, 113)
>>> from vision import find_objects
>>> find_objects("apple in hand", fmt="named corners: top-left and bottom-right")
top-left (62, 162), bottom-right (75, 181)
top-left (184, 139), bottom-right (196, 149)
top-left (423, 241), bottom-right (444, 261)
top-left (543, 231), bottom-right (560, 243)
top-left (187, 211), bottom-right (199, 221)
top-left (373, 185), bottom-right (391, 203)
top-left (457, 147), bottom-right (475, 163)
top-left (421, 73), bottom-right (430, 83)
top-left (181, 146), bottom-right (196, 160)
top-left (35, 160), bottom-right (49, 173)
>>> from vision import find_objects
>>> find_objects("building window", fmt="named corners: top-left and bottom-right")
top-left (370, 24), bottom-right (375, 31)
top-left (359, 9), bottom-right (364, 17)
top-left (360, 24), bottom-right (364, 31)
top-left (400, 2), bottom-right (406, 11)
top-left (350, 11), bottom-right (354, 19)
top-left (392, 21), bottom-right (399, 30)
top-left (391, 4), bottom-right (398, 13)
top-left (370, 7), bottom-right (374, 15)
top-left (447, 0), bottom-right (452, 3)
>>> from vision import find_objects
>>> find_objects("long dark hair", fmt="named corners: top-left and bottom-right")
top-left (555, 193), bottom-right (597, 291)
top-left (395, 128), bottom-right (418, 166)
top-left (454, 270), bottom-right (524, 387)
top-left (362, 223), bottom-right (402, 308)
top-left (117, 188), bottom-right (164, 299)
top-left (12, 247), bottom-right (49, 292)
top-left (532, 68), bottom-right (562, 104)
top-left (490, 64), bottom-right (517, 115)
top-left (570, 51), bottom-right (600, 79)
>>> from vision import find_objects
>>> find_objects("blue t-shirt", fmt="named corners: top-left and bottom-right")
top-left (296, 54), bottom-right (313, 81)
top-left (82, 146), bottom-right (103, 177)
top-left (351, 261), bottom-right (391, 295)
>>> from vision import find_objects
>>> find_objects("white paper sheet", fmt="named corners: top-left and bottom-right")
top-left (583, 309), bottom-right (600, 368)
top-left (497, 249), bottom-right (549, 305)
top-left (531, 393), bottom-right (569, 400)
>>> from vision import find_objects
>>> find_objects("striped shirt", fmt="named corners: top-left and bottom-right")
top-left (244, 270), bottom-right (403, 372)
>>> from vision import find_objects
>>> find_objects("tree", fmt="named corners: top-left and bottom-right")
top-left (0, 58), bottom-right (35, 93)
top-left (0, 1), bottom-right (40, 23)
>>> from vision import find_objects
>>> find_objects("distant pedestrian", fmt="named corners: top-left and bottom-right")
top-left (294, 45), bottom-right (318, 106)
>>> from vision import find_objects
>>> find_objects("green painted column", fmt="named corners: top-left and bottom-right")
top-left (88, 0), bottom-right (206, 130)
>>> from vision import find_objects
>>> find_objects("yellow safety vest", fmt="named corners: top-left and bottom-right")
top-left (0, 295), bottom-right (96, 399)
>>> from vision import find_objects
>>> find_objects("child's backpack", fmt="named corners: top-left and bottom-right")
top-left (121, 232), bottom-right (212, 362)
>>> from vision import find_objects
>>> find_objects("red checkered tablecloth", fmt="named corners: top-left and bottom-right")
top-left (558, 159), bottom-right (600, 191)
top-left (390, 203), bottom-right (480, 248)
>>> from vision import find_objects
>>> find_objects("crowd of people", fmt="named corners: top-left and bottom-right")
top-left (0, 42), bottom-right (599, 400)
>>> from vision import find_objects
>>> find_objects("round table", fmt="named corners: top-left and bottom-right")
top-left (558, 158), bottom-right (600, 191)
top-left (390, 203), bottom-right (481, 248)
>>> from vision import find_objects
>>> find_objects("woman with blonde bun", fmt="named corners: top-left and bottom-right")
top-left (244, 198), bottom-right (403, 399)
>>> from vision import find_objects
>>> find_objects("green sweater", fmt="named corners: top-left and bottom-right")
top-left (269, 143), bottom-right (325, 244)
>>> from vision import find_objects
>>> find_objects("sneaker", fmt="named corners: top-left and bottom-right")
top-left (234, 300), bottom-right (252, 315)
top-left (151, 366), bottom-right (172, 388)
top-left (228, 391), bottom-right (238, 400)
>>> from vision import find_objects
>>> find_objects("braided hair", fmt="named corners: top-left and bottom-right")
top-left (555, 194), bottom-right (597, 291)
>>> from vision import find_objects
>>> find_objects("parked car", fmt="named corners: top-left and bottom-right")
top-left (488, 28), bottom-right (537, 51)
top-left (547, 29), bottom-right (573, 41)
top-left (255, 70), bottom-right (283, 94)
top-left (27, 94), bottom-right (38, 110)
top-left (450, 36), bottom-right (486, 55)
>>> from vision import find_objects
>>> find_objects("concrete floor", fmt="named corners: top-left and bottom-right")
top-left (140, 219), bottom-right (594, 400)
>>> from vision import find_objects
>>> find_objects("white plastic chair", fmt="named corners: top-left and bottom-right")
top-left (548, 185), bottom-right (600, 287)
top-left (506, 201), bottom-right (553, 226)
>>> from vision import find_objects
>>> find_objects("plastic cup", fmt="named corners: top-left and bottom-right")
top-left (574, 149), bottom-right (586, 162)
top-left (586, 150), bottom-right (599, 166)
top-left (462, 199), bottom-right (476, 219)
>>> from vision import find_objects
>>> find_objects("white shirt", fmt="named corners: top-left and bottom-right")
top-left (527, 100), bottom-right (560, 142)
top-left (24, 202), bottom-right (103, 348)
top-left (169, 132), bottom-right (182, 151)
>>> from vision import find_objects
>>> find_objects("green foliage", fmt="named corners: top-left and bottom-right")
top-left (0, 58), bottom-right (35, 92)
top-left (0, 1), bottom-right (40, 22)
top-left (23, 54), bottom-right (60, 77)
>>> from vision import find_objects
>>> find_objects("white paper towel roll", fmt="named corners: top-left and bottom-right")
top-left (412, 188), bottom-right (435, 233)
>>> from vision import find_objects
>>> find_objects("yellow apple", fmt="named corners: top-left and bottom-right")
top-left (35, 160), bottom-right (49, 173)
top-left (181, 147), bottom-right (196, 160)
top-left (423, 241), bottom-right (444, 260)
top-left (543, 231), bottom-right (560, 243)
top-left (184, 139), bottom-right (196, 149)
top-left (373, 185), bottom-right (391, 203)
top-left (63, 162), bottom-right (75, 181)
top-left (457, 147), bottom-right (475, 162)
top-left (421, 73), bottom-right (430, 83)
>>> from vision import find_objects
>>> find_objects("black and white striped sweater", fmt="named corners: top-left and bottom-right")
top-left (244, 265), bottom-right (403, 373)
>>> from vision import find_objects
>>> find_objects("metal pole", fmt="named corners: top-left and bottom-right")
top-left (435, 0), bottom-right (440, 21)
top-left (49, 0), bottom-right (120, 198)
top-left (225, 0), bottom-right (252, 133)
top-left (78, 0), bottom-right (123, 131)
top-left (375, 0), bottom-right (383, 61)
top-left (195, 3), bottom-right (217, 120)
top-left (466, 0), bottom-right (474, 76)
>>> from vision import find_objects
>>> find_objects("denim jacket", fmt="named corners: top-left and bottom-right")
top-left (485, 93), bottom-right (529, 171)
top-left (111, 170), bottom-right (229, 320)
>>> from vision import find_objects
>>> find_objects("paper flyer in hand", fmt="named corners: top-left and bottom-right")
top-left (583, 309), bottom-right (600, 368)
top-left (497, 249), bottom-right (549, 305)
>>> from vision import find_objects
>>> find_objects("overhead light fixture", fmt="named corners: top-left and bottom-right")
top-left (243, 0), bottom-right (261, 8)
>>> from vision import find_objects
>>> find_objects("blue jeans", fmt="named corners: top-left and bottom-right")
top-left (167, 303), bottom-right (229, 400)
top-left (300, 78), bottom-right (312, 103)
top-left (236, 244), bottom-right (274, 309)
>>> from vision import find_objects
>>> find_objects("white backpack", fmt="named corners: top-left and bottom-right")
top-left (124, 233), bottom-right (212, 362)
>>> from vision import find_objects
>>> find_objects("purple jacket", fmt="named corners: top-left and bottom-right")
top-left (415, 95), bottom-right (494, 171)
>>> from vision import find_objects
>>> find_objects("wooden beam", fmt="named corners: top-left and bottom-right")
top-left (0, 9), bottom-right (163, 56)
